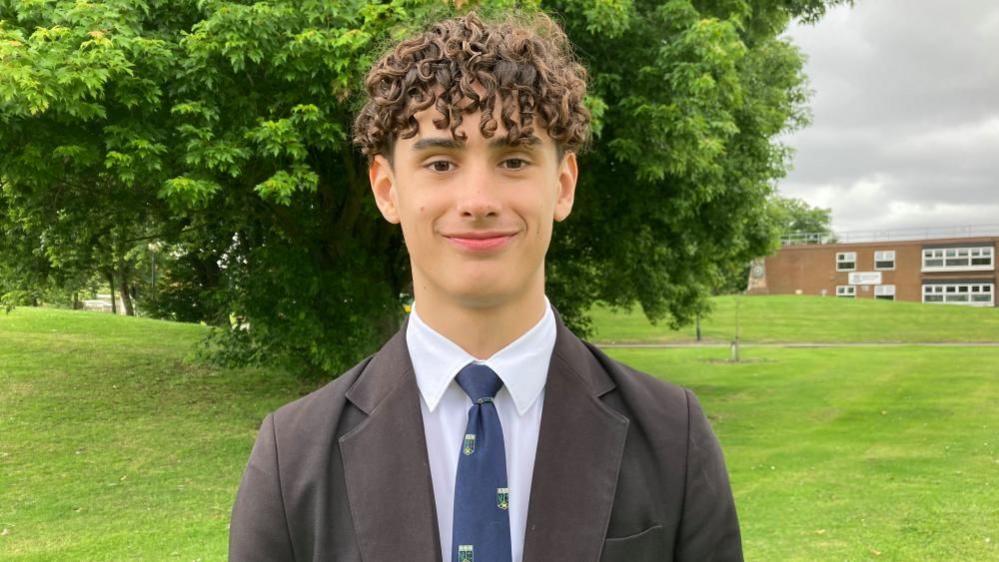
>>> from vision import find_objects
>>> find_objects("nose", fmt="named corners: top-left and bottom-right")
top-left (456, 162), bottom-right (501, 219)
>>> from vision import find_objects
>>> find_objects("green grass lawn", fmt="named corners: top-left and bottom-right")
top-left (0, 308), bottom-right (312, 560)
top-left (607, 346), bottom-right (998, 561)
top-left (2, 301), bottom-right (998, 560)
top-left (590, 295), bottom-right (999, 344)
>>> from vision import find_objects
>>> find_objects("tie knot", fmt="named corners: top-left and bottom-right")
top-left (455, 363), bottom-right (503, 403)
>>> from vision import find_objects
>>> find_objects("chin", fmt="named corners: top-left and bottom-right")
top-left (447, 282), bottom-right (523, 309)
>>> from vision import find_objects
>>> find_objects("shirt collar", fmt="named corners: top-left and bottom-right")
top-left (406, 297), bottom-right (555, 416)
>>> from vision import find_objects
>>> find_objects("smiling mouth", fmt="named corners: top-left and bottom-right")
top-left (444, 232), bottom-right (517, 252)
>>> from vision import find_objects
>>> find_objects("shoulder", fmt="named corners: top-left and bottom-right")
top-left (550, 310), bottom-right (692, 412)
top-left (572, 339), bottom-right (714, 449)
top-left (580, 339), bottom-right (693, 407)
top-left (268, 354), bottom-right (374, 438)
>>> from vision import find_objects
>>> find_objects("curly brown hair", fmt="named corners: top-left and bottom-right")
top-left (352, 11), bottom-right (590, 163)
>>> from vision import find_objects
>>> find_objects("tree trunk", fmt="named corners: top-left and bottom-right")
top-left (106, 268), bottom-right (118, 315)
top-left (119, 267), bottom-right (135, 316)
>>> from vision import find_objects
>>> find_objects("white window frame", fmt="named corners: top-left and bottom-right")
top-left (874, 284), bottom-right (896, 300)
top-left (922, 246), bottom-right (994, 272)
top-left (874, 250), bottom-right (896, 271)
top-left (836, 285), bottom-right (856, 298)
top-left (836, 252), bottom-right (857, 272)
top-left (922, 282), bottom-right (994, 307)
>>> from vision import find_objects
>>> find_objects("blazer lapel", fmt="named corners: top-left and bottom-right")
top-left (522, 309), bottom-right (630, 562)
top-left (339, 319), bottom-right (443, 562)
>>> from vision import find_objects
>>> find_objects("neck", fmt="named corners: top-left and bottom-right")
top-left (412, 284), bottom-right (548, 360)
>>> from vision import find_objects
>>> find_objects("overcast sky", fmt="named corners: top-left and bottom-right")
top-left (779, 0), bottom-right (999, 237)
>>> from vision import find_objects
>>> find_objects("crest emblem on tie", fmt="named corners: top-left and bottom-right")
top-left (496, 487), bottom-right (510, 510)
top-left (463, 433), bottom-right (476, 456)
top-left (458, 544), bottom-right (474, 561)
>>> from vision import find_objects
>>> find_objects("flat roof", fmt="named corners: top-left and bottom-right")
top-left (780, 236), bottom-right (999, 251)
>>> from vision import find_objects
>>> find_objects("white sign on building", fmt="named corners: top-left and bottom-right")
top-left (848, 271), bottom-right (883, 285)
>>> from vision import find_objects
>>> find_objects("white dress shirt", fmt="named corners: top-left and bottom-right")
top-left (407, 297), bottom-right (556, 562)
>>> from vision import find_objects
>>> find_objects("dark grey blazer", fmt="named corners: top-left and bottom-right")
top-left (229, 308), bottom-right (742, 561)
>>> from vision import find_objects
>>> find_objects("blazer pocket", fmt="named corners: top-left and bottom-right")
top-left (600, 524), bottom-right (667, 562)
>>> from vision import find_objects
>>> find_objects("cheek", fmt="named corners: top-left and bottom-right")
top-left (522, 196), bottom-right (555, 243)
top-left (396, 182), bottom-right (433, 225)
top-left (526, 189), bottom-right (557, 224)
top-left (535, 218), bottom-right (554, 245)
top-left (401, 194), bottom-right (444, 252)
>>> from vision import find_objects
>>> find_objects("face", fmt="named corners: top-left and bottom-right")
top-left (368, 95), bottom-right (578, 310)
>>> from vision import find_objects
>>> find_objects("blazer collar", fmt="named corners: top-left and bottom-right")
top-left (342, 315), bottom-right (413, 415)
top-left (340, 316), bottom-right (443, 562)
top-left (345, 305), bottom-right (614, 410)
top-left (522, 307), bottom-right (629, 562)
top-left (548, 305), bottom-right (617, 398)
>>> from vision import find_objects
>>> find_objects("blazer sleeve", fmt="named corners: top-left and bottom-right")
top-left (675, 389), bottom-right (744, 562)
top-left (229, 413), bottom-right (296, 562)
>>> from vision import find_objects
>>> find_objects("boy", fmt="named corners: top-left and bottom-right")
top-left (230, 11), bottom-right (742, 562)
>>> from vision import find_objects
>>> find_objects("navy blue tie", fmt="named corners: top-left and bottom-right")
top-left (451, 363), bottom-right (512, 562)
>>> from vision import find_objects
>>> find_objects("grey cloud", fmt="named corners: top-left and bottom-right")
top-left (778, 0), bottom-right (999, 234)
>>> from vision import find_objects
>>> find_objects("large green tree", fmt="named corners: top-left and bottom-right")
top-left (0, 0), bottom-right (847, 377)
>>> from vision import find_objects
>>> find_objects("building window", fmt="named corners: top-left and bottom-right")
top-left (923, 249), bottom-right (944, 268)
top-left (922, 282), bottom-right (994, 307)
top-left (875, 285), bottom-right (895, 301)
top-left (836, 285), bottom-right (856, 298)
top-left (836, 252), bottom-right (856, 271)
top-left (971, 247), bottom-right (994, 266)
top-left (922, 246), bottom-right (994, 272)
top-left (874, 250), bottom-right (895, 270)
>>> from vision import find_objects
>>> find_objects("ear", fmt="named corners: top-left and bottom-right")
top-left (553, 151), bottom-right (578, 222)
top-left (369, 154), bottom-right (400, 224)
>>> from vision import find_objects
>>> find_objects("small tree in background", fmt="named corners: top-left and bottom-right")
top-left (772, 195), bottom-right (835, 243)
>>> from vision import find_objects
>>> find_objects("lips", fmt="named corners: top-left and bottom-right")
top-left (443, 231), bottom-right (517, 252)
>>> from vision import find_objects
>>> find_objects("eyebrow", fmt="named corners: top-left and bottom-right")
top-left (411, 136), bottom-right (543, 151)
top-left (412, 138), bottom-right (463, 151)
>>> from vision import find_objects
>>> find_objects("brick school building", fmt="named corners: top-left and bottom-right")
top-left (747, 233), bottom-right (998, 307)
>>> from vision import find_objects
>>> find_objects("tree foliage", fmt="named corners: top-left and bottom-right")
top-left (771, 195), bottom-right (834, 241)
top-left (0, 0), bottom-right (848, 377)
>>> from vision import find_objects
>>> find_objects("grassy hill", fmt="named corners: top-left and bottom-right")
top-left (0, 308), bottom-right (311, 560)
top-left (2, 300), bottom-right (997, 560)
top-left (590, 295), bottom-right (999, 343)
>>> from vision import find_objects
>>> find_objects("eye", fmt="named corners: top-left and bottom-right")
top-left (424, 159), bottom-right (454, 173)
top-left (501, 158), bottom-right (530, 170)
top-left (425, 160), bottom-right (454, 172)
